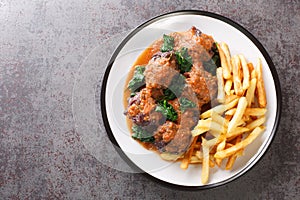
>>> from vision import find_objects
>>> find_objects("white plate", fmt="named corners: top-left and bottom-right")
top-left (101, 10), bottom-right (281, 188)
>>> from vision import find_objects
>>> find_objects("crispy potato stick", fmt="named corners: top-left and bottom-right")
top-left (246, 78), bottom-right (257, 107)
top-left (190, 155), bottom-right (202, 164)
top-left (225, 107), bottom-right (266, 116)
top-left (245, 108), bottom-right (267, 116)
top-left (226, 135), bottom-right (242, 170)
top-left (201, 138), bottom-right (210, 184)
top-left (247, 62), bottom-right (254, 73)
top-left (232, 55), bottom-right (243, 96)
top-left (239, 55), bottom-right (250, 90)
top-left (227, 97), bottom-right (248, 133)
top-left (200, 98), bottom-right (239, 119)
top-left (225, 108), bottom-right (236, 116)
top-left (236, 119), bottom-right (246, 127)
top-left (246, 116), bottom-right (266, 130)
top-left (191, 127), bottom-right (210, 137)
top-left (181, 136), bottom-right (198, 169)
top-left (209, 156), bottom-right (215, 168)
top-left (195, 150), bottom-right (203, 160)
top-left (215, 138), bottom-right (226, 167)
top-left (224, 79), bottom-right (233, 96)
top-left (226, 127), bottom-right (250, 139)
top-left (211, 111), bottom-right (229, 127)
top-left (256, 58), bottom-right (267, 107)
top-left (193, 119), bottom-right (226, 135)
top-left (220, 42), bottom-right (232, 73)
top-left (215, 126), bottom-right (265, 159)
top-left (218, 43), bottom-right (232, 79)
top-left (217, 68), bottom-right (225, 103)
top-left (225, 94), bottom-right (237, 104)
top-left (203, 137), bottom-right (219, 147)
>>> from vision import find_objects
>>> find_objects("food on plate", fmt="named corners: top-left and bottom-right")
top-left (123, 27), bottom-right (267, 184)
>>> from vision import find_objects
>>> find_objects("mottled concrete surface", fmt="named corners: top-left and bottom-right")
top-left (0, 0), bottom-right (299, 199)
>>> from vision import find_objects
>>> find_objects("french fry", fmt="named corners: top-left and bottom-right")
top-left (239, 55), bottom-right (250, 90)
top-left (246, 78), bottom-right (257, 107)
top-left (226, 135), bottom-right (242, 170)
top-left (225, 108), bottom-right (236, 116)
top-left (215, 126), bottom-right (265, 159)
top-left (225, 107), bottom-right (266, 117)
top-left (256, 58), bottom-right (267, 107)
top-left (225, 94), bottom-right (238, 104)
top-left (201, 138), bottom-right (210, 184)
top-left (224, 79), bottom-right (233, 95)
top-left (181, 136), bottom-right (198, 169)
top-left (200, 98), bottom-right (238, 119)
top-left (245, 108), bottom-right (267, 116)
top-left (226, 127), bottom-right (250, 139)
top-left (217, 67), bottom-right (225, 103)
top-left (218, 43), bottom-right (232, 79)
top-left (227, 97), bottom-right (248, 133)
top-left (232, 55), bottom-right (243, 96)
top-left (211, 111), bottom-right (229, 127)
top-left (215, 138), bottom-right (226, 167)
top-left (190, 155), bottom-right (202, 164)
top-left (246, 116), bottom-right (266, 130)
top-left (220, 42), bottom-right (232, 74)
top-left (247, 62), bottom-right (254, 73)
top-left (191, 127), bottom-right (210, 137)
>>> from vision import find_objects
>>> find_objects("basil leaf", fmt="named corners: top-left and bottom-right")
top-left (175, 47), bottom-right (193, 73)
top-left (132, 126), bottom-right (154, 143)
top-left (128, 66), bottom-right (146, 92)
top-left (161, 34), bottom-right (174, 52)
top-left (155, 100), bottom-right (178, 122)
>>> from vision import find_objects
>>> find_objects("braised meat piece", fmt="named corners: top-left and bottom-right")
top-left (162, 128), bottom-right (193, 154)
top-left (125, 88), bottom-right (156, 125)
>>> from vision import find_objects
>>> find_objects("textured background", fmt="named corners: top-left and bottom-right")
top-left (0, 0), bottom-right (299, 199)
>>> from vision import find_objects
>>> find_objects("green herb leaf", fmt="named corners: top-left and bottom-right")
top-left (175, 47), bottom-right (193, 73)
top-left (128, 66), bottom-right (146, 92)
top-left (155, 100), bottom-right (178, 122)
top-left (179, 97), bottom-right (196, 112)
top-left (161, 34), bottom-right (174, 52)
top-left (131, 126), bottom-right (155, 143)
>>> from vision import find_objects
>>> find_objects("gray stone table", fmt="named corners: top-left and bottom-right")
top-left (0, 0), bottom-right (299, 199)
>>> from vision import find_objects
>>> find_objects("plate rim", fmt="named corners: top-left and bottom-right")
top-left (100, 10), bottom-right (282, 190)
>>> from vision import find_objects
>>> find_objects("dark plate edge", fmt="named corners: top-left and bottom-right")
top-left (100, 10), bottom-right (282, 190)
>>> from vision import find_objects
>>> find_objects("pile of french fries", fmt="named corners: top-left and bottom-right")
top-left (180, 42), bottom-right (267, 184)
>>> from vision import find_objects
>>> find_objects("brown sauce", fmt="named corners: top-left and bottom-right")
top-left (123, 47), bottom-right (157, 150)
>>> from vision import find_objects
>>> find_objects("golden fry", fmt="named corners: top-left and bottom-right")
top-left (246, 78), bottom-right (257, 107)
top-left (226, 127), bottom-right (250, 139)
top-left (218, 43), bottom-right (232, 79)
top-left (239, 55), bottom-right (250, 90)
top-left (224, 79), bottom-right (233, 96)
top-left (246, 116), bottom-right (266, 130)
top-left (220, 42), bottom-right (233, 74)
top-left (201, 138), bottom-right (210, 184)
top-left (227, 97), bottom-right (248, 133)
top-left (226, 135), bottom-right (242, 170)
top-left (256, 58), bottom-right (267, 107)
top-left (232, 55), bottom-right (243, 96)
top-left (215, 126), bottom-right (265, 159)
